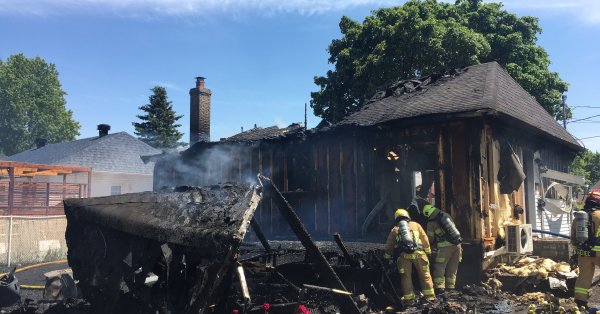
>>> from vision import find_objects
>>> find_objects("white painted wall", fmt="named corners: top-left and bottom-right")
top-left (27, 171), bottom-right (154, 197)
top-left (89, 171), bottom-right (153, 197)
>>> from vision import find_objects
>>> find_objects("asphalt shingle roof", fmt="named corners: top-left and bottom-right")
top-left (338, 61), bottom-right (580, 149)
top-left (7, 132), bottom-right (161, 174)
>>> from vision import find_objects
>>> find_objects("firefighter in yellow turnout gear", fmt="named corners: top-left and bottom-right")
top-left (384, 209), bottom-right (435, 304)
top-left (422, 205), bottom-right (463, 293)
top-left (571, 191), bottom-right (600, 309)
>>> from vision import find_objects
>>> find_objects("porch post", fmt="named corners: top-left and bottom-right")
top-left (8, 167), bottom-right (14, 215)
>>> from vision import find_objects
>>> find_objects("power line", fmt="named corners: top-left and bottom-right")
top-left (570, 120), bottom-right (600, 124)
top-left (576, 135), bottom-right (600, 140)
top-left (572, 106), bottom-right (600, 109)
top-left (570, 114), bottom-right (600, 123)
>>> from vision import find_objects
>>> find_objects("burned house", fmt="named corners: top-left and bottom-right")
top-left (155, 61), bottom-right (583, 284)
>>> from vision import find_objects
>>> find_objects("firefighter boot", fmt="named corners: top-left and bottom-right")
top-left (575, 299), bottom-right (587, 311)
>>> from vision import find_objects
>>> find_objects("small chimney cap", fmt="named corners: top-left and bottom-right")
top-left (97, 124), bottom-right (111, 136)
top-left (35, 138), bottom-right (47, 149)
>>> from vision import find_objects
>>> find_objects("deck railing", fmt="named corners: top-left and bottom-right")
top-left (0, 181), bottom-right (89, 215)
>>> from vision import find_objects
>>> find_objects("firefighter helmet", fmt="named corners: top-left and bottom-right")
top-left (422, 204), bottom-right (438, 218)
top-left (584, 191), bottom-right (600, 211)
top-left (394, 209), bottom-right (410, 221)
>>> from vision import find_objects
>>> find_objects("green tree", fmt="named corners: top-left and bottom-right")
top-left (311, 0), bottom-right (569, 123)
top-left (133, 86), bottom-right (184, 148)
top-left (571, 150), bottom-right (600, 187)
top-left (0, 54), bottom-right (80, 156)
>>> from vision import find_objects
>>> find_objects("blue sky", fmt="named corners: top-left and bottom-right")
top-left (1, 0), bottom-right (599, 151)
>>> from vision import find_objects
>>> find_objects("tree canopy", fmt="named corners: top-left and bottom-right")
top-left (0, 54), bottom-right (80, 156)
top-left (133, 86), bottom-right (184, 149)
top-left (571, 150), bottom-right (600, 188)
top-left (311, 0), bottom-right (569, 123)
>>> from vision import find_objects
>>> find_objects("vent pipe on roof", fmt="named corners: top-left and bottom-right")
top-left (35, 138), bottom-right (47, 148)
top-left (98, 124), bottom-right (111, 137)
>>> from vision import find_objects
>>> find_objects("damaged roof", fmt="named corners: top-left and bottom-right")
top-left (338, 61), bottom-right (581, 149)
top-left (222, 123), bottom-right (305, 143)
top-left (6, 132), bottom-right (161, 174)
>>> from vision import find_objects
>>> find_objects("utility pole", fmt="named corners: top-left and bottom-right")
top-left (562, 95), bottom-right (567, 129)
top-left (304, 103), bottom-right (307, 129)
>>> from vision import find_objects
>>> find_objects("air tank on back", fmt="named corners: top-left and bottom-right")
top-left (574, 210), bottom-right (589, 244)
top-left (440, 213), bottom-right (462, 244)
top-left (398, 220), bottom-right (417, 251)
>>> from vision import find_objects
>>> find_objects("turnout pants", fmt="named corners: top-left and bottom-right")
top-left (574, 255), bottom-right (600, 302)
top-left (397, 252), bottom-right (435, 301)
top-left (432, 244), bottom-right (462, 289)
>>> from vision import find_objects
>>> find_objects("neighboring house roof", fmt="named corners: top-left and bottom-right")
top-left (591, 181), bottom-right (600, 191)
top-left (7, 132), bottom-right (161, 174)
top-left (222, 123), bottom-right (305, 143)
top-left (338, 61), bottom-right (581, 149)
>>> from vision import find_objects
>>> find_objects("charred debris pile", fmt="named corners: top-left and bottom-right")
top-left (5, 177), bottom-right (583, 314)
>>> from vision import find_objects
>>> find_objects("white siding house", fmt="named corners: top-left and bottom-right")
top-left (6, 130), bottom-right (161, 197)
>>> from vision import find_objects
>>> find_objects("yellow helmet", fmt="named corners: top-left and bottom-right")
top-left (422, 204), bottom-right (438, 218)
top-left (394, 208), bottom-right (410, 221)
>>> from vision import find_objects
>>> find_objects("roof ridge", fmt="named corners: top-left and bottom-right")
top-left (481, 61), bottom-right (499, 111)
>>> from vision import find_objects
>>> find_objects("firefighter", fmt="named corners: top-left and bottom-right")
top-left (384, 208), bottom-right (435, 304)
top-left (407, 185), bottom-right (431, 227)
top-left (422, 204), bottom-right (463, 294)
top-left (571, 191), bottom-right (600, 309)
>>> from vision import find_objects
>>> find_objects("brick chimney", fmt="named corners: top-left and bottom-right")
top-left (189, 76), bottom-right (211, 144)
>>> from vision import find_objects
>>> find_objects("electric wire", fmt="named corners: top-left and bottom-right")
top-left (570, 114), bottom-right (600, 123)
top-left (576, 135), bottom-right (600, 141)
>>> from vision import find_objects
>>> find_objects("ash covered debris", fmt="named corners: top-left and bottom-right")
top-left (4, 180), bottom-right (596, 314)
top-left (63, 183), bottom-right (262, 313)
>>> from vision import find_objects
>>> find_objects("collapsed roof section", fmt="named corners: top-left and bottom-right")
top-left (64, 183), bottom-right (262, 256)
top-left (63, 183), bottom-right (262, 313)
top-left (223, 123), bottom-right (305, 143)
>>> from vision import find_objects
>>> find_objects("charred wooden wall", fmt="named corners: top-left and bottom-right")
top-left (154, 120), bottom-right (491, 245)
top-left (154, 116), bottom-right (576, 246)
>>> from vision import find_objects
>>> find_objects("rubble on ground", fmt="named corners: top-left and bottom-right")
top-left (490, 256), bottom-right (578, 280)
top-left (1, 179), bottom-right (593, 313)
top-left (486, 255), bottom-right (578, 299)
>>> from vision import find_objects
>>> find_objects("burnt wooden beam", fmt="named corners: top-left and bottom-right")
top-left (250, 217), bottom-right (271, 252)
top-left (257, 175), bottom-right (361, 314)
top-left (436, 127), bottom-right (447, 211)
top-left (372, 253), bottom-right (401, 304)
top-left (237, 265), bottom-right (251, 304)
top-left (333, 233), bottom-right (358, 268)
top-left (276, 271), bottom-right (301, 292)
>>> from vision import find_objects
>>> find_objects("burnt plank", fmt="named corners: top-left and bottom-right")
top-left (258, 175), bottom-right (361, 314)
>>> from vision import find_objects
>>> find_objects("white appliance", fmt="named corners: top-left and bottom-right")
top-left (505, 224), bottom-right (533, 254)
